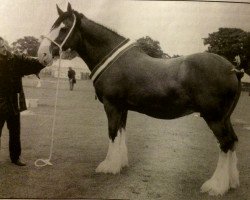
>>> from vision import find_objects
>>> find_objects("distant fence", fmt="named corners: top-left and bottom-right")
top-left (38, 68), bottom-right (90, 80)
top-left (39, 67), bottom-right (52, 77)
top-left (81, 72), bottom-right (90, 80)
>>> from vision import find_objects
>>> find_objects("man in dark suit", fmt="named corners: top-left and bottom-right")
top-left (68, 67), bottom-right (76, 91)
top-left (0, 37), bottom-right (45, 166)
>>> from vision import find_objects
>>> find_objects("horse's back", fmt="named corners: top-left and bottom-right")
top-left (184, 52), bottom-right (234, 72)
top-left (123, 51), bottom-right (238, 93)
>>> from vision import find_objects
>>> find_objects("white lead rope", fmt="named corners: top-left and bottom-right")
top-left (34, 52), bottom-right (62, 167)
top-left (35, 14), bottom-right (76, 167)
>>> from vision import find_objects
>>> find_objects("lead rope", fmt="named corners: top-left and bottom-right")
top-left (34, 51), bottom-right (62, 167)
top-left (35, 14), bottom-right (76, 167)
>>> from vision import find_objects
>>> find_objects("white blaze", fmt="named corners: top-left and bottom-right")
top-left (38, 24), bottom-right (65, 64)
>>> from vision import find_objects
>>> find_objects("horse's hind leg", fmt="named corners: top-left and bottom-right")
top-left (96, 101), bottom-right (128, 174)
top-left (226, 120), bottom-right (240, 189)
top-left (201, 118), bottom-right (239, 196)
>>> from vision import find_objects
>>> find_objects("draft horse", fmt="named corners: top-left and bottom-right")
top-left (38, 3), bottom-right (247, 196)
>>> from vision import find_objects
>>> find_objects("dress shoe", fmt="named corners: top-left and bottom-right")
top-left (12, 159), bottom-right (26, 166)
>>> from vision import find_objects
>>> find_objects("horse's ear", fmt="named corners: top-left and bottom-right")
top-left (56, 4), bottom-right (63, 16)
top-left (67, 2), bottom-right (73, 13)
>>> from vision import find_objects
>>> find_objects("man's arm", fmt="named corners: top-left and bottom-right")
top-left (12, 54), bottom-right (45, 76)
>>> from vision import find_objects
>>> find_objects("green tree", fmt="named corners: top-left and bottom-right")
top-left (11, 36), bottom-right (40, 57)
top-left (137, 36), bottom-right (170, 58)
top-left (203, 28), bottom-right (249, 63)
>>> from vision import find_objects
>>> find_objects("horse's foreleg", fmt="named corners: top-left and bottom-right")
top-left (201, 119), bottom-right (239, 196)
top-left (96, 102), bottom-right (128, 174)
top-left (120, 128), bottom-right (128, 168)
top-left (229, 150), bottom-right (239, 189)
top-left (119, 110), bottom-right (128, 168)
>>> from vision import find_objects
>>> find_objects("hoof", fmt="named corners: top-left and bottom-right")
top-left (95, 159), bottom-right (121, 174)
top-left (121, 157), bottom-right (128, 168)
top-left (201, 178), bottom-right (229, 196)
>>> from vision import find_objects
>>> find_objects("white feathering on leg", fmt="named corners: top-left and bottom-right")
top-left (96, 134), bottom-right (122, 174)
top-left (229, 151), bottom-right (240, 189)
top-left (201, 151), bottom-right (230, 196)
top-left (120, 129), bottom-right (128, 168)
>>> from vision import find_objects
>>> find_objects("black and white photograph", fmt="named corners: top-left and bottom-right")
top-left (0, 0), bottom-right (250, 199)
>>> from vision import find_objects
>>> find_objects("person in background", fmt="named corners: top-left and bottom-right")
top-left (68, 67), bottom-right (76, 91)
top-left (234, 55), bottom-right (241, 68)
top-left (0, 37), bottom-right (45, 166)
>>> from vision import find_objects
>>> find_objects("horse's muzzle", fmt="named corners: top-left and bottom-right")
top-left (37, 46), bottom-right (53, 65)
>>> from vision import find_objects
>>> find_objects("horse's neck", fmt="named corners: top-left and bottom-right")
top-left (77, 18), bottom-right (125, 71)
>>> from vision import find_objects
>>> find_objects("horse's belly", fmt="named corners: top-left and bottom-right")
top-left (143, 108), bottom-right (194, 119)
top-left (128, 99), bottom-right (195, 119)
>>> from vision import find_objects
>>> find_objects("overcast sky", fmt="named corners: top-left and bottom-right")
top-left (0, 0), bottom-right (250, 56)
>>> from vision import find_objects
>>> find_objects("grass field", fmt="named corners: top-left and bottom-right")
top-left (0, 77), bottom-right (249, 200)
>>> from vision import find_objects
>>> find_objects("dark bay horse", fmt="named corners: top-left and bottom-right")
top-left (38, 3), bottom-right (247, 196)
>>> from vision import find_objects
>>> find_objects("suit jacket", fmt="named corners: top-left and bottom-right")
top-left (0, 52), bottom-right (45, 116)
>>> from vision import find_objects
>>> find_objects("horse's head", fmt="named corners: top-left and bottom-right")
top-left (38, 3), bottom-right (83, 65)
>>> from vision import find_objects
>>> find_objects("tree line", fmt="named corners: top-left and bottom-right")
top-left (204, 28), bottom-right (250, 66)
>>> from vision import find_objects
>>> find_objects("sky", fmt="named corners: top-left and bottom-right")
top-left (0, 0), bottom-right (250, 56)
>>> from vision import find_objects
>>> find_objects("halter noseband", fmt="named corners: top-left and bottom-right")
top-left (41, 14), bottom-right (77, 54)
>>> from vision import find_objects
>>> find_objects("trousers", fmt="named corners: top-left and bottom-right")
top-left (69, 79), bottom-right (75, 90)
top-left (0, 113), bottom-right (21, 162)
